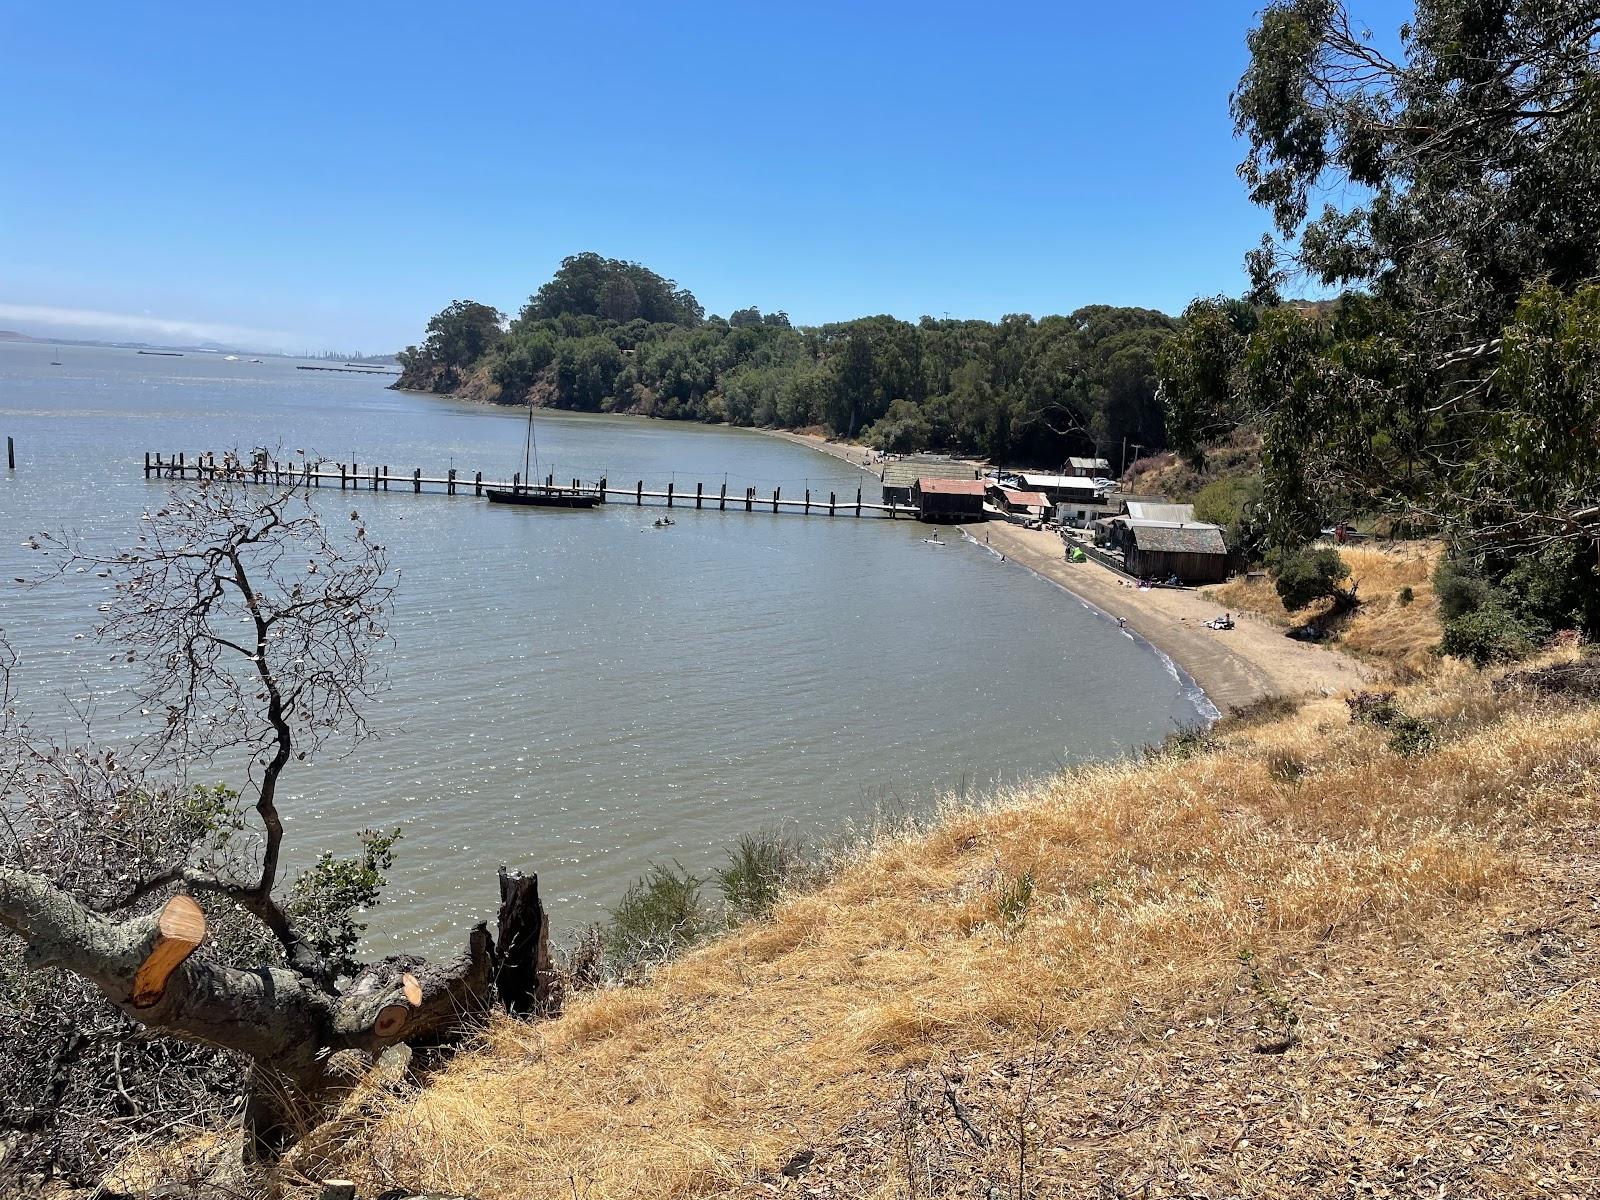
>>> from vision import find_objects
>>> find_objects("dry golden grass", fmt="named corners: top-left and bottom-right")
top-left (317, 654), bottom-right (1600, 1199)
top-left (1207, 542), bottom-right (1444, 678)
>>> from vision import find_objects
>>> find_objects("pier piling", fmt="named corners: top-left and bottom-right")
top-left (6, 437), bottom-right (13, 471)
top-left (134, 451), bottom-right (921, 518)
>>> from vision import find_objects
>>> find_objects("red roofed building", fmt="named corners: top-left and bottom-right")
top-left (986, 484), bottom-right (1051, 519)
top-left (912, 476), bottom-right (987, 523)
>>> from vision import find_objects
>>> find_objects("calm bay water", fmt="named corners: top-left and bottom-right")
top-left (0, 342), bottom-right (1206, 949)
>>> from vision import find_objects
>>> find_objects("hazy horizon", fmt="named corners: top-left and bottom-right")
top-left (1, 1), bottom-right (1412, 353)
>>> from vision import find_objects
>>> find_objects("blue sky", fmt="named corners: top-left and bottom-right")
top-left (0, 1), bottom-right (1413, 354)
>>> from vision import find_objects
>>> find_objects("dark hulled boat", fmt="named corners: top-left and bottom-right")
top-left (485, 485), bottom-right (601, 508)
top-left (486, 402), bottom-right (603, 510)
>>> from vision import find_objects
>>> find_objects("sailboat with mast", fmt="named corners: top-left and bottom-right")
top-left (485, 402), bottom-right (602, 508)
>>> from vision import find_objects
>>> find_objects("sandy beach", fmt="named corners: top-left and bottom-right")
top-left (969, 521), bottom-right (1368, 711)
top-left (758, 428), bottom-right (880, 473)
top-left (764, 429), bottom-right (1368, 711)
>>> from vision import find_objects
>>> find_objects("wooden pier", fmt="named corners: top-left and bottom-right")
top-left (142, 452), bottom-right (918, 518)
top-left (295, 365), bottom-right (401, 375)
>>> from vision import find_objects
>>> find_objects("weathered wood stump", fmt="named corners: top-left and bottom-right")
top-left (494, 867), bottom-right (556, 1016)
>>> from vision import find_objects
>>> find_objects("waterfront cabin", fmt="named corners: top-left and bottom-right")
top-left (913, 477), bottom-right (987, 523)
top-left (880, 457), bottom-right (981, 505)
top-left (987, 484), bottom-right (1051, 520)
top-left (1015, 472), bottom-right (1112, 507)
top-left (1123, 523), bottom-right (1229, 584)
top-left (1055, 499), bottom-right (1124, 529)
top-left (1124, 499), bottom-right (1198, 524)
top-left (1066, 456), bottom-right (1112, 478)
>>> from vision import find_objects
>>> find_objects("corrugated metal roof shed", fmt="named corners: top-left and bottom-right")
top-left (917, 477), bottom-right (987, 496)
top-left (998, 489), bottom-right (1049, 508)
top-left (998, 488), bottom-right (1050, 507)
top-left (881, 460), bottom-right (979, 488)
top-left (1127, 524), bottom-right (1227, 555)
top-left (1125, 500), bottom-right (1197, 523)
top-left (1018, 473), bottom-right (1107, 492)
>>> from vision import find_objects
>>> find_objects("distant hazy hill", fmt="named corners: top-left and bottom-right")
top-left (0, 330), bottom-right (38, 342)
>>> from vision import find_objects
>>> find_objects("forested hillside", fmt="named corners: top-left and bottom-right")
top-left (395, 253), bottom-right (1175, 468)
top-left (1152, 0), bottom-right (1600, 655)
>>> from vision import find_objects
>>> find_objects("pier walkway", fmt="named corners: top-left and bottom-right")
top-left (142, 451), bottom-right (918, 518)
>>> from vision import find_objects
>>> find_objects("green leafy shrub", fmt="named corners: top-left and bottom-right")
top-left (285, 828), bottom-right (400, 980)
top-left (606, 862), bottom-right (711, 968)
top-left (1194, 474), bottom-right (1268, 564)
top-left (1434, 556), bottom-right (1495, 620)
top-left (1146, 724), bottom-right (1217, 761)
top-left (1273, 547), bottom-right (1357, 613)
top-left (717, 830), bottom-right (804, 922)
top-left (1346, 689), bottom-right (1401, 726)
top-left (1438, 607), bottom-right (1540, 667)
top-left (1239, 948), bottom-right (1300, 1053)
top-left (1215, 694), bottom-right (1303, 733)
top-left (1345, 689), bottom-right (1434, 755)
top-left (1386, 714), bottom-right (1436, 756)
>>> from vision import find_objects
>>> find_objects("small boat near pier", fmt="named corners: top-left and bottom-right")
top-left (486, 402), bottom-right (602, 510)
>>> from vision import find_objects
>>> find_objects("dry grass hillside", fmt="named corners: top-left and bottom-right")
top-left (309, 645), bottom-right (1600, 1199)
top-left (1207, 543), bottom-right (1445, 678)
top-left (1123, 432), bottom-right (1262, 499)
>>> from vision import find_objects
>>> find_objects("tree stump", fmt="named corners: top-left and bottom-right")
top-left (494, 867), bottom-right (555, 1016)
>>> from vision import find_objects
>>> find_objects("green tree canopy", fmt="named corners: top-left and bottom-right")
top-left (1159, 0), bottom-right (1600, 587)
top-left (522, 253), bottom-right (704, 326)
top-left (421, 300), bottom-right (504, 370)
top-left (398, 257), bottom-right (1180, 468)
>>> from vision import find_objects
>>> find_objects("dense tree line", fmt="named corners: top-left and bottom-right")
top-left (1155, 0), bottom-right (1600, 650)
top-left (397, 252), bottom-right (1175, 468)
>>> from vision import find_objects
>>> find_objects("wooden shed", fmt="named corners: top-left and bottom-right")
top-left (913, 477), bottom-right (986, 523)
top-left (1066, 456), bottom-right (1111, 478)
top-left (1123, 524), bottom-right (1229, 584)
top-left (880, 458), bottom-right (980, 505)
top-left (987, 484), bottom-right (1051, 519)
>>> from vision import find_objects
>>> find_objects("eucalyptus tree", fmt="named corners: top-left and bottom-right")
top-left (1159, 0), bottom-right (1600, 573)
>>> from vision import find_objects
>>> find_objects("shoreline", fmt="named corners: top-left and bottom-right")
top-left (394, 402), bottom-right (1364, 711)
top-left (762, 428), bottom-right (1368, 711)
top-left (966, 522), bottom-right (1368, 711)
top-left (754, 427), bottom-right (880, 473)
